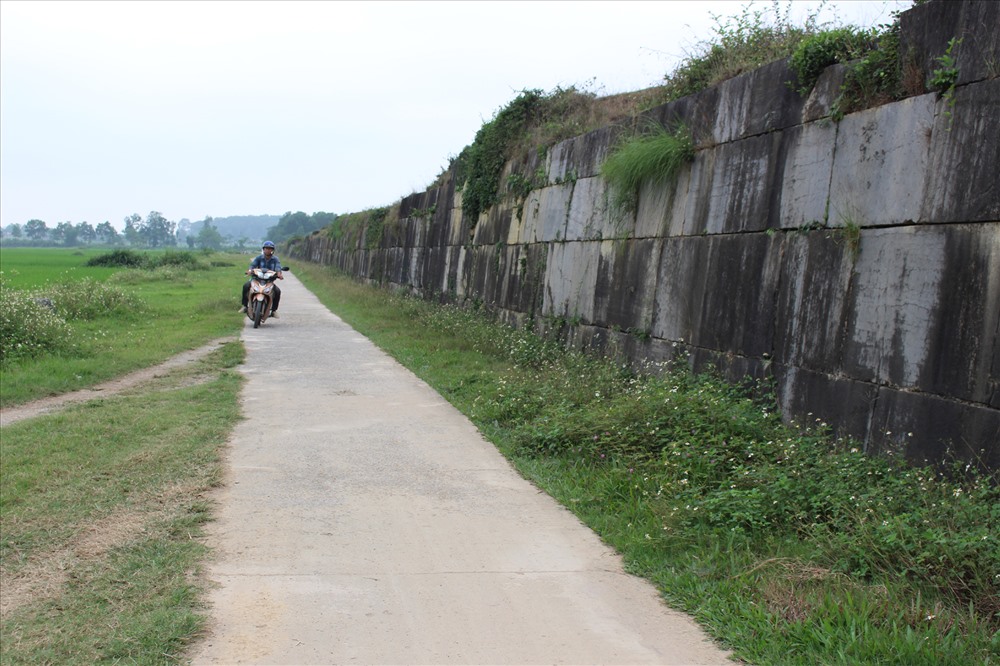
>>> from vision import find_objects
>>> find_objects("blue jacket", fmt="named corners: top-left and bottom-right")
top-left (249, 253), bottom-right (282, 273)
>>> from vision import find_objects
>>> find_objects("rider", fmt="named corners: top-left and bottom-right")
top-left (240, 241), bottom-right (284, 317)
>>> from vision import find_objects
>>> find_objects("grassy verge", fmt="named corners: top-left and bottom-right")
top-left (294, 261), bottom-right (999, 666)
top-left (1, 249), bottom-right (246, 406)
top-left (1, 341), bottom-right (245, 664)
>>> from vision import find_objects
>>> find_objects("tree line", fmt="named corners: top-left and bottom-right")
top-left (2, 210), bottom-right (337, 249)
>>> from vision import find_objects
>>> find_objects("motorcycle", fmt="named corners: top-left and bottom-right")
top-left (245, 267), bottom-right (284, 328)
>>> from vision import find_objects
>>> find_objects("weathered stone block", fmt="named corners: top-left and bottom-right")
top-left (704, 133), bottom-right (781, 234)
top-left (774, 232), bottom-right (854, 368)
top-left (543, 241), bottom-right (600, 321)
top-left (540, 184), bottom-right (574, 242)
top-left (594, 239), bottom-right (662, 332)
top-left (679, 149), bottom-right (715, 236)
top-left (566, 176), bottom-right (617, 241)
top-left (777, 121), bottom-right (836, 228)
top-left (774, 364), bottom-right (880, 443)
top-left (635, 166), bottom-right (690, 239)
top-left (713, 58), bottom-right (804, 144)
top-left (801, 64), bottom-right (847, 123)
top-left (520, 184), bottom-right (572, 243)
top-left (447, 207), bottom-right (466, 247)
top-left (922, 79), bottom-right (1000, 222)
top-left (868, 387), bottom-right (1000, 470)
top-left (916, 224), bottom-right (1000, 404)
top-left (471, 200), bottom-right (514, 246)
top-left (643, 86), bottom-right (720, 150)
top-left (900, 0), bottom-right (999, 87)
top-left (829, 94), bottom-right (936, 226)
top-left (547, 125), bottom-right (618, 181)
top-left (696, 234), bottom-right (781, 356)
top-left (651, 236), bottom-right (709, 343)
top-left (843, 226), bottom-right (947, 389)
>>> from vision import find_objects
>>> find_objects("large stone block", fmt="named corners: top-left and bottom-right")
top-left (471, 200), bottom-right (514, 246)
top-left (916, 224), bottom-right (1000, 404)
top-left (702, 133), bottom-right (782, 234)
top-left (868, 387), bottom-right (1000, 471)
top-left (643, 86), bottom-right (720, 150)
top-left (776, 121), bottom-right (836, 228)
top-left (594, 239), bottom-right (662, 331)
top-left (519, 184), bottom-right (573, 243)
top-left (547, 125), bottom-right (618, 181)
top-left (679, 149), bottom-right (715, 236)
top-left (407, 246), bottom-right (427, 291)
top-left (774, 364), bottom-right (879, 444)
top-left (843, 226), bottom-right (948, 389)
top-left (696, 234), bottom-right (781, 356)
top-left (801, 64), bottom-right (847, 123)
top-left (543, 241), bottom-right (600, 321)
top-left (774, 232), bottom-right (855, 368)
top-left (900, 0), bottom-right (1000, 87)
top-left (566, 176), bottom-right (617, 241)
top-left (922, 79), bottom-right (1000, 223)
top-left (514, 191), bottom-right (542, 244)
top-left (446, 207), bottom-right (466, 247)
top-left (829, 95), bottom-right (936, 226)
top-left (651, 236), bottom-right (709, 344)
top-left (654, 234), bottom-right (779, 356)
top-left (493, 243), bottom-right (546, 316)
top-left (713, 58), bottom-right (804, 144)
top-left (635, 165), bottom-right (690, 239)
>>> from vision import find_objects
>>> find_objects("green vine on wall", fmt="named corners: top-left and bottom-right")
top-left (930, 37), bottom-right (963, 129)
top-left (454, 90), bottom-right (545, 226)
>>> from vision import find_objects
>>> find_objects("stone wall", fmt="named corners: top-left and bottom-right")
top-left (287, 0), bottom-right (1000, 470)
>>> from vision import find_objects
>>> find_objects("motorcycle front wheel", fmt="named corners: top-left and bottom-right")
top-left (253, 301), bottom-right (263, 328)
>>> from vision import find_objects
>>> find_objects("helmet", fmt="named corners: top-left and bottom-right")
top-left (262, 241), bottom-right (275, 249)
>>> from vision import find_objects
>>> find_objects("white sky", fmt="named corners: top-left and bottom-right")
top-left (1, 0), bottom-right (910, 229)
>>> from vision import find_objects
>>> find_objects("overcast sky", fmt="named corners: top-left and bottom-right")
top-left (1, 0), bottom-right (910, 230)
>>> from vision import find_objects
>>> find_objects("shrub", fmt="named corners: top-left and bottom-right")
top-left (44, 278), bottom-right (145, 319)
top-left (600, 123), bottom-right (694, 216)
top-left (789, 27), bottom-right (874, 95)
top-left (86, 249), bottom-right (148, 268)
top-left (833, 19), bottom-right (905, 118)
top-left (0, 276), bottom-right (73, 362)
top-left (662, 2), bottom-right (827, 102)
top-left (456, 89), bottom-right (545, 224)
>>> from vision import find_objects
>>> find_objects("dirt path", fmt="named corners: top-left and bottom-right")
top-left (187, 273), bottom-right (734, 665)
top-left (0, 336), bottom-right (238, 427)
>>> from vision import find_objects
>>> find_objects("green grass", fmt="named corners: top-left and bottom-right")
top-left (0, 247), bottom-right (121, 287)
top-left (1, 248), bottom-right (248, 662)
top-left (1, 249), bottom-right (246, 406)
top-left (600, 123), bottom-right (695, 218)
top-left (293, 261), bottom-right (1000, 666)
top-left (1, 341), bottom-right (245, 664)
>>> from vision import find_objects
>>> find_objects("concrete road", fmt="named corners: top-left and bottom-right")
top-left (188, 272), bottom-right (733, 665)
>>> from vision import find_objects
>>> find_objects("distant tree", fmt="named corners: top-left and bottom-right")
top-left (77, 221), bottom-right (96, 244)
top-left (140, 211), bottom-right (176, 247)
top-left (196, 217), bottom-right (224, 250)
top-left (25, 219), bottom-right (48, 241)
top-left (124, 214), bottom-right (142, 246)
top-left (95, 221), bottom-right (120, 245)
top-left (186, 235), bottom-right (195, 248)
top-left (53, 221), bottom-right (80, 246)
top-left (267, 210), bottom-right (337, 242)
top-left (7, 223), bottom-right (22, 238)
